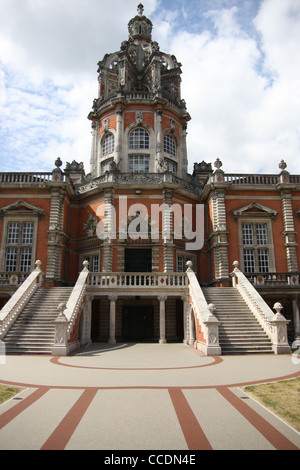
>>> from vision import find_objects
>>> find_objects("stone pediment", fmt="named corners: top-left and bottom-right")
top-left (232, 202), bottom-right (277, 220)
top-left (0, 200), bottom-right (45, 219)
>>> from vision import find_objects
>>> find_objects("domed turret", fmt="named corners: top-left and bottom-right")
top-left (128, 3), bottom-right (153, 42)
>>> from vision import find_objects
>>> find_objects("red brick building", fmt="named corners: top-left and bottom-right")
top-left (0, 5), bottom-right (299, 355)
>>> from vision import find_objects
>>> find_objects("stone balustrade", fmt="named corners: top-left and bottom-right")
top-left (0, 260), bottom-right (43, 340)
top-left (231, 261), bottom-right (291, 354)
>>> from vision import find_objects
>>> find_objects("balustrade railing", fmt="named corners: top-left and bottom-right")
top-left (231, 261), bottom-right (290, 354)
top-left (224, 174), bottom-right (279, 185)
top-left (246, 272), bottom-right (299, 287)
top-left (0, 172), bottom-right (55, 184)
top-left (0, 272), bottom-right (30, 286)
top-left (0, 261), bottom-right (43, 340)
top-left (88, 272), bottom-right (188, 289)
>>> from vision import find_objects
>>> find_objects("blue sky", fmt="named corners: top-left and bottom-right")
top-left (0, 0), bottom-right (299, 175)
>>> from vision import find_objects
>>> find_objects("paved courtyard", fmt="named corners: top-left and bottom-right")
top-left (0, 343), bottom-right (299, 451)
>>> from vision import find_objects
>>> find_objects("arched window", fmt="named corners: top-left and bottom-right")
top-left (102, 133), bottom-right (115, 156)
top-left (129, 128), bottom-right (150, 149)
top-left (164, 135), bottom-right (176, 157)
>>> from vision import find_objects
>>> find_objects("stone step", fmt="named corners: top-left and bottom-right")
top-left (3, 286), bottom-right (73, 355)
top-left (202, 286), bottom-right (274, 355)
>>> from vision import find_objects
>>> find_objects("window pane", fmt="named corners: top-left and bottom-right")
top-left (243, 248), bottom-right (255, 273)
top-left (256, 224), bottom-right (268, 245)
top-left (242, 224), bottom-right (253, 245)
top-left (102, 159), bottom-right (112, 173)
top-left (20, 248), bottom-right (32, 272)
top-left (165, 160), bottom-right (177, 174)
top-left (22, 223), bottom-right (34, 245)
top-left (6, 248), bottom-right (17, 272)
top-left (129, 128), bottom-right (149, 149)
top-left (258, 249), bottom-right (269, 273)
top-left (129, 155), bottom-right (149, 173)
top-left (164, 135), bottom-right (176, 157)
top-left (102, 134), bottom-right (114, 156)
top-left (7, 223), bottom-right (20, 245)
top-left (177, 256), bottom-right (183, 272)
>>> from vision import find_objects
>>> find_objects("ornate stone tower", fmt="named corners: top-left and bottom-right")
top-left (88, 4), bottom-right (191, 179)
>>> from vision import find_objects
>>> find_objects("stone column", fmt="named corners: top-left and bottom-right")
top-left (180, 123), bottom-right (188, 178)
top-left (155, 109), bottom-right (163, 172)
top-left (115, 108), bottom-right (123, 169)
top-left (158, 296), bottom-right (167, 344)
top-left (46, 186), bottom-right (66, 283)
top-left (102, 188), bottom-right (115, 272)
top-left (90, 121), bottom-right (99, 178)
top-left (108, 295), bottom-right (117, 344)
top-left (281, 190), bottom-right (298, 272)
top-left (163, 188), bottom-right (174, 272)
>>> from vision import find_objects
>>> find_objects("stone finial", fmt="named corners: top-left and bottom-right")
top-left (233, 260), bottom-right (240, 270)
top-left (55, 157), bottom-right (63, 168)
top-left (82, 260), bottom-right (89, 271)
top-left (279, 160), bottom-right (287, 171)
top-left (35, 260), bottom-right (42, 270)
top-left (186, 260), bottom-right (193, 271)
top-left (137, 3), bottom-right (144, 15)
top-left (214, 158), bottom-right (223, 170)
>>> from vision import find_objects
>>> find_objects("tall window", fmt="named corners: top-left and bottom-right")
top-left (164, 135), bottom-right (176, 157)
top-left (5, 222), bottom-right (34, 272)
top-left (129, 128), bottom-right (149, 149)
top-left (102, 133), bottom-right (114, 156)
top-left (242, 223), bottom-right (270, 273)
top-left (129, 155), bottom-right (150, 173)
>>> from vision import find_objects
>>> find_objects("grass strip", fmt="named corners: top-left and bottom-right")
top-left (0, 385), bottom-right (22, 405)
top-left (244, 377), bottom-right (300, 432)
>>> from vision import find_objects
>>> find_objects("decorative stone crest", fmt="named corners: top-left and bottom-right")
top-left (84, 214), bottom-right (98, 237)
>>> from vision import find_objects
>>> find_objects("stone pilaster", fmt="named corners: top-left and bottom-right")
top-left (155, 109), bottom-right (163, 172)
top-left (115, 108), bottom-right (123, 168)
top-left (102, 188), bottom-right (115, 272)
top-left (163, 188), bottom-right (174, 272)
top-left (281, 190), bottom-right (298, 272)
top-left (46, 186), bottom-right (66, 283)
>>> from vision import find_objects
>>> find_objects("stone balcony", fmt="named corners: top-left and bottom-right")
top-left (87, 272), bottom-right (188, 296)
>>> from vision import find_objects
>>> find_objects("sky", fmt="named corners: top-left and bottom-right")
top-left (0, 0), bottom-right (299, 175)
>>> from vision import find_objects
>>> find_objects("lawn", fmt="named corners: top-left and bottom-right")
top-left (244, 377), bottom-right (300, 432)
top-left (0, 385), bottom-right (22, 405)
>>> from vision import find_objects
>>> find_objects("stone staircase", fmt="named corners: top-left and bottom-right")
top-left (202, 287), bottom-right (274, 355)
top-left (3, 287), bottom-right (73, 355)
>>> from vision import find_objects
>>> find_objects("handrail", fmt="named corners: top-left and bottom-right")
top-left (0, 261), bottom-right (43, 340)
top-left (53, 261), bottom-right (89, 355)
top-left (64, 261), bottom-right (89, 337)
top-left (231, 261), bottom-right (290, 354)
top-left (186, 261), bottom-right (221, 355)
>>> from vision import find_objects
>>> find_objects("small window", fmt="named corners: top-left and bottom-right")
top-left (164, 135), bottom-right (176, 157)
top-left (102, 134), bottom-right (115, 156)
top-left (165, 159), bottom-right (177, 174)
top-left (129, 128), bottom-right (149, 149)
top-left (102, 159), bottom-right (113, 173)
top-left (129, 155), bottom-right (149, 173)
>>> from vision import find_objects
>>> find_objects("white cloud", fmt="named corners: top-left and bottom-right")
top-left (0, 0), bottom-right (299, 176)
